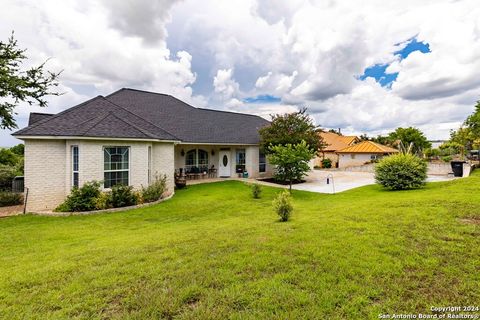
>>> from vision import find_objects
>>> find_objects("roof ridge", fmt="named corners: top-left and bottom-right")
top-left (80, 112), bottom-right (113, 136)
top-left (13, 96), bottom-right (104, 135)
top-left (82, 112), bottom-right (154, 139)
top-left (197, 107), bottom-right (269, 121)
top-left (29, 112), bottom-right (54, 116)
top-left (105, 87), bottom-right (171, 98)
top-left (101, 96), bottom-right (181, 140)
top-left (108, 112), bottom-right (159, 139)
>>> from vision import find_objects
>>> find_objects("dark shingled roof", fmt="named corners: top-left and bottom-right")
top-left (14, 88), bottom-right (270, 144)
top-left (28, 112), bottom-right (53, 126)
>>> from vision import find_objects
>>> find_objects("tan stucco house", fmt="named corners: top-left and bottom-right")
top-left (315, 131), bottom-right (359, 168)
top-left (13, 88), bottom-right (272, 211)
top-left (336, 140), bottom-right (399, 168)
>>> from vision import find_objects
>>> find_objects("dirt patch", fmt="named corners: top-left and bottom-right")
top-left (459, 218), bottom-right (480, 225)
top-left (0, 205), bottom-right (23, 217)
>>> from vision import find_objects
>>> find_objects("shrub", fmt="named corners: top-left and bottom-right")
top-left (0, 191), bottom-right (23, 207)
top-left (141, 175), bottom-right (167, 203)
top-left (321, 158), bottom-right (332, 168)
top-left (273, 190), bottom-right (293, 222)
top-left (374, 154), bottom-right (428, 190)
top-left (251, 183), bottom-right (262, 199)
top-left (110, 184), bottom-right (137, 208)
top-left (55, 181), bottom-right (102, 212)
top-left (95, 191), bottom-right (112, 210)
top-left (441, 156), bottom-right (453, 162)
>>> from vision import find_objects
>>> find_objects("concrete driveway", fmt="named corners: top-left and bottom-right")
top-left (287, 169), bottom-right (457, 194)
top-left (292, 170), bottom-right (375, 194)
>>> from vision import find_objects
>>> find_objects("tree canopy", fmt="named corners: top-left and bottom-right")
top-left (387, 127), bottom-right (431, 153)
top-left (267, 140), bottom-right (316, 192)
top-left (259, 108), bottom-right (325, 154)
top-left (0, 32), bottom-right (61, 129)
top-left (465, 101), bottom-right (480, 138)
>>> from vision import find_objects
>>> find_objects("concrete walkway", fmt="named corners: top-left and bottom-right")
top-left (186, 169), bottom-right (457, 194)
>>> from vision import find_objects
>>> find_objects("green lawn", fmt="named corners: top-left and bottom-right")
top-left (0, 173), bottom-right (479, 319)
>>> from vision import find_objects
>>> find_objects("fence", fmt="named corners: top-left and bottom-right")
top-left (0, 176), bottom-right (24, 193)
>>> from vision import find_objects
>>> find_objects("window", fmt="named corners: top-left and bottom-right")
top-left (198, 149), bottom-right (208, 167)
top-left (185, 149), bottom-right (209, 171)
top-left (350, 154), bottom-right (356, 159)
top-left (259, 150), bottom-right (266, 173)
top-left (236, 148), bottom-right (246, 172)
top-left (148, 146), bottom-right (152, 185)
top-left (104, 147), bottom-right (129, 188)
top-left (72, 146), bottom-right (79, 187)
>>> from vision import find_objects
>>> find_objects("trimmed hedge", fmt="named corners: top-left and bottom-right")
top-left (374, 153), bottom-right (427, 190)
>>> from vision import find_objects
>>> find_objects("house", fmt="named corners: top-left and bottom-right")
top-left (314, 131), bottom-right (359, 168)
top-left (13, 88), bottom-right (273, 211)
top-left (336, 140), bottom-right (399, 168)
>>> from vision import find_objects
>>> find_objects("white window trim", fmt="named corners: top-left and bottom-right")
top-left (148, 146), bottom-right (152, 185)
top-left (103, 146), bottom-right (131, 188)
top-left (71, 145), bottom-right (79, 188)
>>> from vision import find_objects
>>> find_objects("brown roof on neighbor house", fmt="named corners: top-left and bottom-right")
top-left (319, 131), bottom-right (359, 152)
top-left (336, 140), bottom-right (399, 154)
top-left (14, 88), bottom-right (270, 144)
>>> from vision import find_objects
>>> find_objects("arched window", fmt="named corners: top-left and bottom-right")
top-left (185, 149), bottom-right (209, 171)
top-left (186, 149), bottom-right (196, 167)
top-left (198, 149), bottom-right (208, 167)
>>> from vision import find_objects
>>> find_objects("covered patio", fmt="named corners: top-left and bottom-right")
top-left (173, 143), bottom-right (270, 185)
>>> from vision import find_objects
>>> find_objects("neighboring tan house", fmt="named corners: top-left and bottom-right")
top-left (336, 140), bottom-right (399, 168)
top-left (315, 131), bottom-right (359, 168)
top-left (13, 88), bottom-right (273, 211)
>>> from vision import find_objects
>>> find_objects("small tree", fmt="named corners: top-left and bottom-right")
top-left (251, 183), bottom-right (262, 199)
top-left (259, 108), bottom-right (325, 154)
top-left (273, 190), bottom-right (293, 222)
top-left (0, 32), bottom-right (61, 129)
top-left (268, 140), bottom-right (316, 192)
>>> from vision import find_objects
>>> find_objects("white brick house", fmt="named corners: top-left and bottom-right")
top-left (14, 88), bottom-right (273, 211)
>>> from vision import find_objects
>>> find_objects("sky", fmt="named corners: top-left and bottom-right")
top-left (1, 0), bottom-right (480, 146)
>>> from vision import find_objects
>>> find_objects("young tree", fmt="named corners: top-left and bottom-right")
top-left (268, 140), bottom-right (316, 192)
top-left (0, 32), bottom-right (61, 129)
top-left (387, 127), bottom-right (431, 154)
top-left (259, 108), bottom-right (325, 154)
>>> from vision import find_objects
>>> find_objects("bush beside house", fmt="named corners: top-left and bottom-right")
top-left (55, 176), bottom-right (168, 212)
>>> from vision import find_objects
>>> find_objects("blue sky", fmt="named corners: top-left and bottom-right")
top-left (359, 38), bottom-right (431, 87)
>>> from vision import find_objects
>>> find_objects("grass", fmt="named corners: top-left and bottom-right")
top-left (0, 173), bottom-right (479, 319)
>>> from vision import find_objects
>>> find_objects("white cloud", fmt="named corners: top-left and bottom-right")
top-left (1, 0), bottom-right (480, 146)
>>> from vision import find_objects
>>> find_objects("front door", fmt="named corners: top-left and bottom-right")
top-left (218, 150), bottom-right (231, 177)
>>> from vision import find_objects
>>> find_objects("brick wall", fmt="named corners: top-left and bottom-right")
top-left (24, 139), bottom-right (176, 211)
top-left (25, 139), bottom-right (67, 211)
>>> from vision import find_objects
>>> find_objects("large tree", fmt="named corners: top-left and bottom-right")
top-left (387, 127), bottom-right (431, 154)
top-left (259, 108), bottom-right (325, 154)
top-left (0, 32), bottom-right (61, 130)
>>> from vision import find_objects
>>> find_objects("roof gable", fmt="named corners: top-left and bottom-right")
top-left (14, 96), bottom-right (178, 140)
